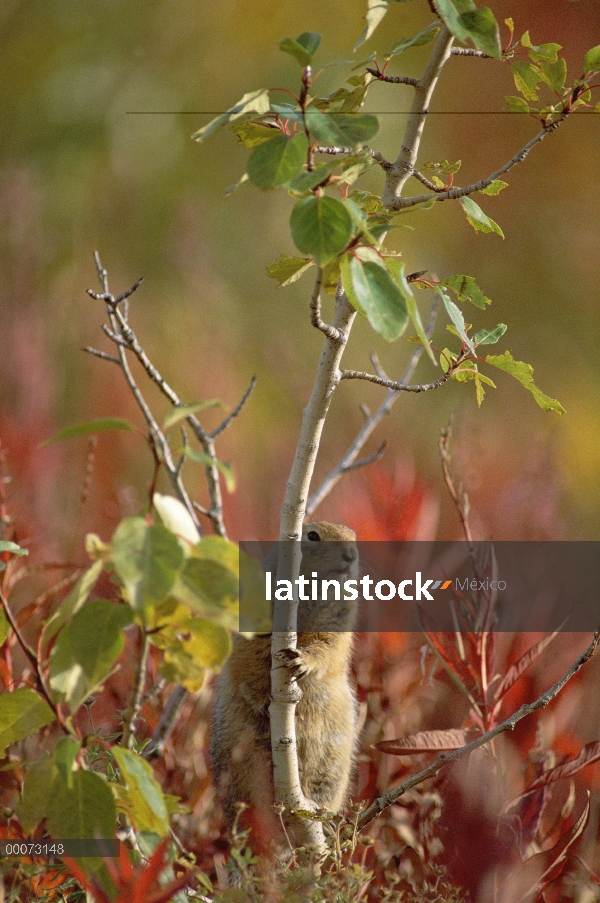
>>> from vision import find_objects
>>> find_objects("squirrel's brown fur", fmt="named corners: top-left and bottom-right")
top-left (210, 522), bottom-right (359, 846)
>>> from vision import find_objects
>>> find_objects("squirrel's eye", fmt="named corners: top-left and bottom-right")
top-left (306, 530), bottom-right (321, 542)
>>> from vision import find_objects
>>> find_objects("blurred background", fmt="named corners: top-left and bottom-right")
top-left (1, 0), bottom-right (599, 555)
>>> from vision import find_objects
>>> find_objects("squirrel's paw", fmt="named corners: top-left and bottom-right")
top-left (273, 648), bottom-right (308, 681)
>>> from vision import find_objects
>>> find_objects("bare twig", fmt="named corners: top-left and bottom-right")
top-left (340, 366), bottom-right (454, 393)
top-left (121, 627), bottom-right (150, 749)
top-left (411, 169), bottom-right (450, 192)
top-left (89, 254), bottom-right (202, 532)
top-left (310, 273), bottom-right (347, 343)
top-left (451, 47), bottom-right (493, 58)
top-left (83, 347), bottom-right (121, 365)
top-left (144, 684), bottom-right (188, 758)
top-left (210, 376), bottom-right (257, 440)
top-left (366, 68), bottom-right (419, 87)
top-left (439, 420), bottom-right (474, 548)
top-left (307, 301), bottom-right (439, 514)
top-left (0, 587), bottom-right (67, 730)
top-left (358, 630), bottom-right (600, 830)
top-left (389, 110), bottom-right (572, 210)
top-left (313, 144), bottom-right (392, 170)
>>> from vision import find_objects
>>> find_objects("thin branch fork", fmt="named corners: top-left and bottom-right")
top-left (358, 629), bottom-right (600, 830)
top-left (88, 253), bottom-right (230, 538)
top-left (310, 273), bottom-right (348, 344)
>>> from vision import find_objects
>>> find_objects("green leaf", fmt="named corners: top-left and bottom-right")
top-left (49, 600), bottom-right (133, 711)
top-left (40, 418), bottom-right (136, 447)
top-left (511, 61), bottom-right (543, 101)
top-left (539, 59), bottom-right (567, 93)
top-left (0, 688), bottom-right (56, 757)
top-left (47, 769), bottom-right (116, 848)
top-left (438, 288), bottom-right (476, 354)
top-left (521, 31), bottom-right (561, 63)
top-left (304, 109), bottom-right (379, 147)
top-left (162, 401), bottom-right (224, 432)
top-left (442, 274), bottom-right (492, 309)
top-left (247, 133), bottom-right (308, 189)
top-left (386, 22), bottom-right (441, 59)
top-left (434, 0), bottom-right (502, 59)
top-left (386, 258), bottom-right (435, 362)
top-left (112, 518), bottom-right (185, 611)
top-left (290, 195), bottom-right (353, 266)
top-left (0, 540), bottom-right (28, 556)
top-left (505, 95), bottom-right (530, 113)
top-left (285, 161), bottom-right (339, 194)
top-left (340, 249), bottom-right (409, 342)
top-left (230, 121), bottom-right (276, 148)
top-left (54, 737), bottom-right (82, 788)
top-left (267, 255), bottom-right (314, 287)
top-left (278, 32), bottom-right (321, 67)
top-left (17, 753), bottom-right (59, 834)
top-left (172, 558), bottom-right (239, 629)
top-left (112, 747), bottom-right (169, 836)
top-left (459, 197), bottom-right (504, 237)
top-left (355, 0), bottom-right (390, 48)
top-left (41, 560), bottom-right (104, 650)
top-left (584, 45), bottom-right (600, 75)
top-left (473, 323), bottom-right (507, 345)
top-left (478, 180), bottom-right (508, 196)
top-left (486, 351), bottom-right (565, 413)
top-left (181, 449), bottom-right (236, 492)
top-left (192, 89), bottom-right (271, 143)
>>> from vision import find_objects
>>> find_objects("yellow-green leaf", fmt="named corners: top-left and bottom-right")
top-left (486, 351), bottom-right (565, 413)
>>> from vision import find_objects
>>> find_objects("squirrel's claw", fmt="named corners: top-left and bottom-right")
top-left (273, 648), bottom-right (308, 681)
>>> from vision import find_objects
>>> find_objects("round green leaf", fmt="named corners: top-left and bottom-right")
top-left (290, 195), bottom-right (353, 266)
top-left (247, 132), bottom-right (308, 189)
top-left (341, 251), bottom-right (409, 342)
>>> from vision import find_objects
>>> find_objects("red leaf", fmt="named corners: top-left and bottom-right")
top-left (517, 795), bottom-right (590, 901)
top-left (519, 741), bottom-right (600, 798)
top-left (494, 631), bottom-right (560, 702)
top-left (376, 728), bottom-right (479, 755)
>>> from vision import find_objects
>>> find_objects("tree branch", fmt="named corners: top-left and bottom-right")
top-left (0, 587), bottom-right (67, 730)
top-left (313, 145), bottom-right (392, 170)
top-left (366, 68), bottom-right (419, 87)
top-left (121, 627), bottom-right (150, 750)
top-left (392, 111), bottom-right (571, 210)
top-left (307, 301), bottom-right (438, 515)
top-left (382, 26), bottom-right (455, 207)
top-left (210, 376), bottom-right (257, 440)
top-left (310, 273), bottom-right (347, 343)
top-left (358, 629), bottom-right (600, 830)
top-left (340, 366), bottom-right (454, 393)
top-left (271, 289), bottom-right (356, 849)
top-left (88, 254), bottom-right (202, 533)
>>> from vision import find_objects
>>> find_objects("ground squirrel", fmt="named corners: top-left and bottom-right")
top-left (211, 522), bottom-right (359, 848)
